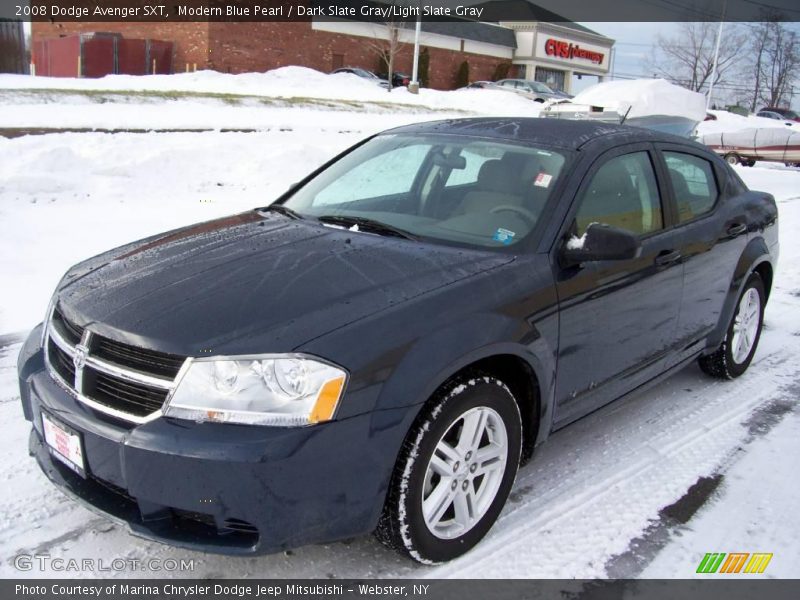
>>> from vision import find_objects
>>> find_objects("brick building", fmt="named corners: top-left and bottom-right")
top-left (31, 19), bottom-right (517, 90)
top-left (30, 5), bottom-right (614, 91)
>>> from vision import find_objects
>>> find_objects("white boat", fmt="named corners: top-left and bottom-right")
top-left (699, 127), bottom-right (800, 166)
top-left (541, 79), bottom-right (707, 138)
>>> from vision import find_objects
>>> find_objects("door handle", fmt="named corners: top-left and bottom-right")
top-left (726, 223), bottom-right (747, 238)
top-left (655, 250), bottom-right (682, 267)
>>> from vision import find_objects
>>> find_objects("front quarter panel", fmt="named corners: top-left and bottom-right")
top-left (297, 254), bottom-right (559, 438)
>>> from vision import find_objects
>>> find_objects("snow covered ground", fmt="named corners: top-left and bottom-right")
top-left (0, 71), bottom-right (798, 579)
top-left (0, 67), bottom-right (539, 130)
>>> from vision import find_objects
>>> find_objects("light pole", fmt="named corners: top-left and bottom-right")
top-left (409, 9), bottom-right (422, 94)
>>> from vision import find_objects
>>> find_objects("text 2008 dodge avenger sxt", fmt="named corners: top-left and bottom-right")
top-left (17, 119), bottom-right (778, 563)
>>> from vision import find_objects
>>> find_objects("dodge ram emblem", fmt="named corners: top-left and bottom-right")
top-left (72, 345), bottom-right (89, 371)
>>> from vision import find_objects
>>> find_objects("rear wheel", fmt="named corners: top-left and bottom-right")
top-left (699, 273), bottom-right (765, 379)
top-left (375, 374), bottom-right (522, 563)
top-left (724, 152), bottom-right (741, 165)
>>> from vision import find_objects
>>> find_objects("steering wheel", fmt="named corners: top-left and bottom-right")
top-left (490, 205), bottom-right (538, 226)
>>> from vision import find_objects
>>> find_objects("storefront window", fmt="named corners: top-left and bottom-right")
top-left (535, 67), bottom-right (566, 92)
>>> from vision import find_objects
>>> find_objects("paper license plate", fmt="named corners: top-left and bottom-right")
top-left (42, 411), bottom-right (86, 478)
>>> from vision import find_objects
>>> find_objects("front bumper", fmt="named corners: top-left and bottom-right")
top-left (18, 327), bottom-right (414, 555)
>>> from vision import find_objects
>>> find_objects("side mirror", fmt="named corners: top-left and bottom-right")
top-left (562, 223), bottom-right (642, 265)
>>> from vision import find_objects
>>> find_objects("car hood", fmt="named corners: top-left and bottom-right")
top-left (55, 211), bottom-right (514, 356)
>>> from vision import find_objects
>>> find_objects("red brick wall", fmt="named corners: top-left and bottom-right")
top-left (31, 22), bottom-right (210, 73)
top-left (208, 23), bottom-right (510, 90)
top-left (32, 21), bottom-right (512, 89)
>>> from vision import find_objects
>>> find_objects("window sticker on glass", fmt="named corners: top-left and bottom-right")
top-left (492, 227), bottom-right (516, 245)
top-left (534, 173), bottom-right (553, 188)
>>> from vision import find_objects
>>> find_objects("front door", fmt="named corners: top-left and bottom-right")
top-left (553, 145), bottom-right (685, 427)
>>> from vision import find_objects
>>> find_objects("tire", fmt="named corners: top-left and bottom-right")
top-left (745, 159), bottom-right (756, 167)
top-left (375, 373), bottom-right (522, 564)
top-left (724, 152), bottom-right (741, 165)
top-left (699, 273), bottom-right (765, 379)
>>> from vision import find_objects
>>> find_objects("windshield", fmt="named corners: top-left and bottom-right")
top-left (282, 133), bottom-right (568, 249)
top-left (532, 82), bottom-right (554, 93)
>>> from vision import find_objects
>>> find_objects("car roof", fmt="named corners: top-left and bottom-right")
top-left (382, 118), bottom-right (702, 152)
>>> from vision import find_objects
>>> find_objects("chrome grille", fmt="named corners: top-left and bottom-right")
top-left (93, 336), bottom-right (184, 379)
top-left (44, 305), bottom-right (187, 424)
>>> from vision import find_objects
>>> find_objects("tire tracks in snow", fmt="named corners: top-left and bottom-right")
top-left (430, 351), bottom-right (798, 578)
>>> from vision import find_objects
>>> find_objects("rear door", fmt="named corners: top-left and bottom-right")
top-left (653, 144), bottom-right (750, 366)
top-left (553, 144), bottom-right (685, 426)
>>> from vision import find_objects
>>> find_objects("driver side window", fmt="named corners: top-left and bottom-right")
top-left (574, 152), bottom-right (663, 237)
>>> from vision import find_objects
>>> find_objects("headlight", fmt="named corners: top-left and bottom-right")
top-left (164, 354), bottom-right (348, 426)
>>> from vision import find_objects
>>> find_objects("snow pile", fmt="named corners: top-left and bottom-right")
top-left (567, 78), bottom-right (707, 122)
top-left (0, 67), bottom-right (540, 116)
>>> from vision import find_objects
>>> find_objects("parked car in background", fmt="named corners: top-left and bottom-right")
top-left (19, 119), bottom-right (777, 564)
top-left (495, 79), bottom-right (562, 102)
top-left (459, 81), bottom-right (501, 90)
top-left (331, 67), bottom-right (390, 89)
top-left (760, 107), bottom-right (800, 123)
top-left (379, 72), bottom-right (411, 87)
top-left (756, 110), bottom-right (793, 125)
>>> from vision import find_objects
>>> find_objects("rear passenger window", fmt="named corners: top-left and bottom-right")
top-left (664, 152), bottom-right (718, 222)
top-left (575, 152), bottom-right (663, 236)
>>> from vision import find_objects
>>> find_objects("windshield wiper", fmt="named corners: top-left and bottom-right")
top-left (317, 215), bottom-right (417, 240)
top-left (263, 204), bottom-right (303, 219)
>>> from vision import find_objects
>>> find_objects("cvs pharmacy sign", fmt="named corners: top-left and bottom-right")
top-left (544, 38), bottom-right (605, 65)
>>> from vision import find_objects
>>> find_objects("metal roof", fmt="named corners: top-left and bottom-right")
top-left (420, 21), bottom-right (517, 49)
top-left (311, 1), bottom-right (518, 49)
top-left (474, 1), bottom-right (605, 36)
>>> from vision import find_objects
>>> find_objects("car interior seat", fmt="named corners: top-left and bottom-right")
top-left (458, 159), bottom-right (522, 215)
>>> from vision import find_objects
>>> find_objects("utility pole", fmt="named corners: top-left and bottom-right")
top-left (706, 0), bottom-right (728, 111)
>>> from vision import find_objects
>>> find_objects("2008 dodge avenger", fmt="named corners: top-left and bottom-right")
top-left (17, 119), bottom-right (778, 563)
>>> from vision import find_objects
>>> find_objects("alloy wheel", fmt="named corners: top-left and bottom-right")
top-left (731, 287), bottom-right (761, 364)
top-left (421, 406), bottom-right (508, 539)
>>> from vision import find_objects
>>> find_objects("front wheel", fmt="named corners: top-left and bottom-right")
top-left (375, 374), bottom-right (522, 563)
top-left (699, 273), bottom-right (765, 379)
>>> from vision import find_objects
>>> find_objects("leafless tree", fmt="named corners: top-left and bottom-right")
top-left (365, 5), bottom-right (410, 92)
top-left (650, 22), bottom-right (745, 93)
top-left (759, 20), bottom-right (799, 108)
top-left (738, 17), bottom-right (799, 110)
top-left (746, 21), bottom-right (772, 111)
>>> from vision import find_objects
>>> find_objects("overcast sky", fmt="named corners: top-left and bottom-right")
top-left (583, 22), bottom-right (681, 79)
